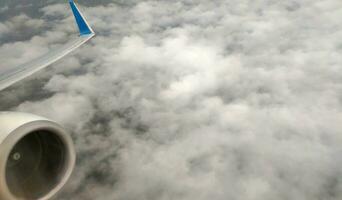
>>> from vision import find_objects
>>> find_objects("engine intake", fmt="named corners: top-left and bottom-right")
top-left (0, 112), bottom-right (75, 200)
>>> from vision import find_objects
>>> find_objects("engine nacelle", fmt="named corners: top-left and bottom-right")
top-left (0, 112), bottom-right (75, 200)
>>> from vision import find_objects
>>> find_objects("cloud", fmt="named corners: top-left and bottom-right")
top-left (0, 6), bottom-right (9, 13)
top-left (2, 0), bottom-right (342, 200)
top-left (0, 14), bottom-right (45, 42)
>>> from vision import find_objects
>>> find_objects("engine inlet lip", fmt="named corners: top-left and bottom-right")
top-left (0, 120), bottom-right (75, 200)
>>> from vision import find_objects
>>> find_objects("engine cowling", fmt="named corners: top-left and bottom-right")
top-left (0, 112), bottom-right (75, 200)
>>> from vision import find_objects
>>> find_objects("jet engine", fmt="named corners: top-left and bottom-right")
top-left (0, 112), bottom-right (75, 200)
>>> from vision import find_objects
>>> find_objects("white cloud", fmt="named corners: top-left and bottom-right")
top-left (2, 0), bottom-right (342, 200)
top-left (17, 93), bottom-right (94, 131)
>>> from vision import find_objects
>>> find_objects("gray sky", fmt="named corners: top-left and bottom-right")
top-left (1, 0), bottom-right (342, 200)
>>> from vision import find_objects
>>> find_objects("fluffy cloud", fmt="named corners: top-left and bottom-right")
top-left (2, 0), bottom-right (342, 200)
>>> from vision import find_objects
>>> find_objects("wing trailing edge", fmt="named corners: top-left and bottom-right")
top-left (0, 0), bottom-right (95, 91)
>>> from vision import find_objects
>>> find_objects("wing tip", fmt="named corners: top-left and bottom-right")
top-left (69, 0), bottom-right (95, 36)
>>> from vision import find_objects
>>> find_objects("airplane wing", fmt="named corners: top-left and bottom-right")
top-left (0, 0), bottom-right (95, 91)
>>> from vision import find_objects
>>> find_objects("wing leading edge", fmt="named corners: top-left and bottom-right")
top-left (0, 0), bottom-right (95, 91)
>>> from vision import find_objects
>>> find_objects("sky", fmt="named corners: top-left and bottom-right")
top-left (1, 0), bottom-right (342, 200)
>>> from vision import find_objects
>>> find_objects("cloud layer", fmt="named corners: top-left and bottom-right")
top-left (2, 0), bottom-right (342, 200)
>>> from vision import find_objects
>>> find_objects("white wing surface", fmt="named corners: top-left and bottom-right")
top-left (0, 0), bottom-right (95, 91)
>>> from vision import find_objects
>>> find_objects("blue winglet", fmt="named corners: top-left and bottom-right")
top-left (69, 0), bottom-right (94, 36)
